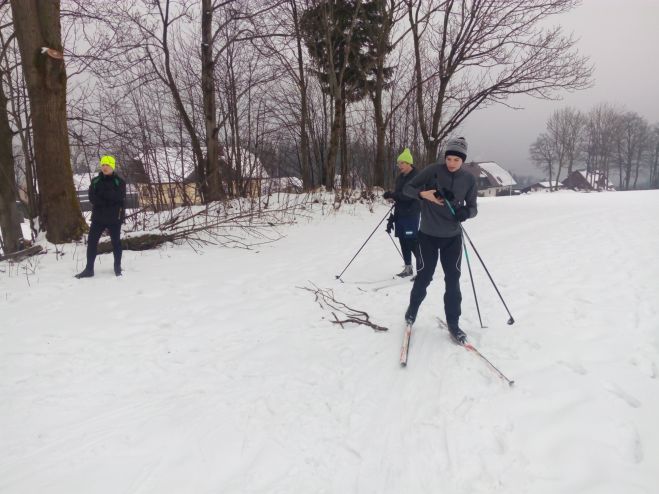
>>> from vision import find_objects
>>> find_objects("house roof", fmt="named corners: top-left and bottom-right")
top-left (477, 162), bottom-right (516, 187)
top-left (134, 146), bottom-right (269, 184)
top-left (136, 147), bottom-right (197, 184)
top-left (574, 170), bottom-right (614, 188)
top-left (223, 147), bottom-right (269, 179)
top-left (462, 161), bottom-right (516, 188)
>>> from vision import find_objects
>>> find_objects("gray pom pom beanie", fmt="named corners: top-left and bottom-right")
top-left (444, 137), bottom-right (468, 162)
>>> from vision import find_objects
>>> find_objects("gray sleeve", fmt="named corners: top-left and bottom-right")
top-left (403, 166), bottom-right (435, 200)
top-left (466, 178), bottom-right (478, 219)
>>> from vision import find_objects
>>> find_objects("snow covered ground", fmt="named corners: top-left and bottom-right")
top-left (1, 190), bottom-right (658, 493)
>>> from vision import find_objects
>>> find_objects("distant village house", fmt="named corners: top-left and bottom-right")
top-left (462, 161), bottom-right (517, 197)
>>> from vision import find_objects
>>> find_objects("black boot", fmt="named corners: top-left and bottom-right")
top-left (404, 305), bottom-right (417, 325)
top-left (114, 263), bottom-right (122, 276)
top-left (447, 321), bottom-right (467, 344)
top-left (396, 265), bottom-right (413, 278)
top-left (75, 267), bottom-right (94, 279)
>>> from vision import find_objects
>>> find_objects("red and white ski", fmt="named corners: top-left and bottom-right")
top-left (400, 323), bottom-right (413, 366)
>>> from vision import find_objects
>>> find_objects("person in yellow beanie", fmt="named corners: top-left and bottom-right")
top-left (75, 155), bottom-right (126, 278)
top-left (382, 148), bottom-right (421, 279)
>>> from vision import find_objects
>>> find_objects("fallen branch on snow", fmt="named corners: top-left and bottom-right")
top-left (299, 283), bottom-right (388, 332)
top-left (0, 244), bottom-right (43, 262)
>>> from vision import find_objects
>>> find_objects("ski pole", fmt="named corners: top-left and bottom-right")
top-left (387, 231), bottom-right (404, 260)
top-left (461, 231), bottom-right (485, 328)
top-left (438, 191), bottom-right (514, 326)
top-left (435, 191), bottom-right (485, 328)
top-left (460, 227), bottom-right (515, 325)
top-left (335, 205), bottom-right (394, 282)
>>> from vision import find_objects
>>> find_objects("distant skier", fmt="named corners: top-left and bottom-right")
top-left (401, 137), bottom-right (477, 343)
top-left (75, 155), bottom-right (126, 278)
top-left (383, 148), bottom-right (422, 279)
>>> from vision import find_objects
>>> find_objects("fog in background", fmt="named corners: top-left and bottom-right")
top-left (460, 0), bottom-right (659, 179)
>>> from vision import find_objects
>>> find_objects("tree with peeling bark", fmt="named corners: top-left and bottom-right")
top-left (407, 0), bottom-right (593, 163)
top-left (9, 0), bottom-right (86, 243)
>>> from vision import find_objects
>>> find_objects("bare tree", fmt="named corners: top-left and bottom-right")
top-left (300, 0), bottom-right (366, 190)
top-left (613, 111), bottom-right (649, 190)
top-left (9, 0), bottom-right (86, 243)
top-left (407, 0), bottom-right (592, 162)
top-left (0, 2), bottom-right (23, 254)
top-left (583, 103), bottom-right (620, 189)
top-left (370, 0), bottom-right (406, 187)
top-left (529, 133), bottom-right (555, 188)
top-left (545, 107), bottom-right (585, 189)
top-left (648, 123), bottom-right (659, 189)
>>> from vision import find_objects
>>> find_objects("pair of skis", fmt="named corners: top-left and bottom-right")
top-left (400, 322), bottom-right (514, 387)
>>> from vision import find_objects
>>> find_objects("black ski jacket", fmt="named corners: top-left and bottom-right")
top-left (89, 172), bottom-right (126, 225)
top-left (391, 167), bottom-right (421, 219)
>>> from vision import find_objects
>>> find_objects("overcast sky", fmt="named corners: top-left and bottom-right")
top-left (459, 0), bottom-right (659, 178)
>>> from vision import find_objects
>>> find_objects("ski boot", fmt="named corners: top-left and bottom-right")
top-left (447, 321), bottom-right (467, 345)
top-left (75, 267), bottom-right (94, 279)
top-left (396, 265), bottom-right (413, 278)
top-left (404, 305), bottom-right (417, 325)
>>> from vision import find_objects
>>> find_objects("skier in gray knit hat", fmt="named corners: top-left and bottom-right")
top-left (401, 136), bottom-right (478, 343)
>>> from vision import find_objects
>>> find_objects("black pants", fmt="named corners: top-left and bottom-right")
top-left (86, 222), bottom-right (122, 270)
top-left (408, 231), bottom-right (463, 323)
top-left (399, 236), bottom-right (421, 270)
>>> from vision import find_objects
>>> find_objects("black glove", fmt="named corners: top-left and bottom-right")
top-left (383, 191), bottom-right (395, 200)
top-left (386, 214), bottom-right (395, 233)
top-left (454, 207), bottom-right (469, 222)
top-left (434, 188), bottom-right (455, 201)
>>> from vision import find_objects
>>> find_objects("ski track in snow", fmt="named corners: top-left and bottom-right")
top-left (1, 191), bottom-right (659, 493)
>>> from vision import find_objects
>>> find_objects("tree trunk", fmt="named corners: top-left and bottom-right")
top-left (291, 0), bottom-right (312, 190)
top-left (10, 0), bottom-right (86, 243)
top-left (340, 95), bottom-right (348, 189)
top-left (372, 64), bottom-right (386, 186)
top-left (326, 97), bottom-right (341, 190)
top-left (0, 78), bottom-right (23, 254)
top-left (374, 117), bottom-right (386, 187)
top-left (201, 0), bottom-right (225, 202)
top-left (370, 0), bottom-right (392, 188)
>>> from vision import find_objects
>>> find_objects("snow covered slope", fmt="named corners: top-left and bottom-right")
top-left (1, 190), bottom-right (658, 493)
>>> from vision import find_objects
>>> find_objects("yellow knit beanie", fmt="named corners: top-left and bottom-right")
top-left (397, 148), bottom-right (413, 165)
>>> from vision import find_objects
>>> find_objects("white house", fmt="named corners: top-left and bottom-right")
top-left (463, 161), bottom-right (517, 197)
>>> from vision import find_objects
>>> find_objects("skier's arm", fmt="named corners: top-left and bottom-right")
top-left (88, 181), bottom-right (105, 206)
top-left (465, 179), bottom-right (478, 219)
top-left (403, 166), bottom-right (444, 205)
top-left (392, 190), bottom-right (415, 204)
top-left (402, 166), bottom-right (434, 200)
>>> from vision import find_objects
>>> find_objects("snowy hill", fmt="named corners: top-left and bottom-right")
top-left (1, 191), bottom-right (658, 493)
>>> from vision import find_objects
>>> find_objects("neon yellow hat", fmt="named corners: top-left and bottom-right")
top-left (397, 148), bottom-right (413, 165)
top-left (100, 155), bottom-right (116, 170)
